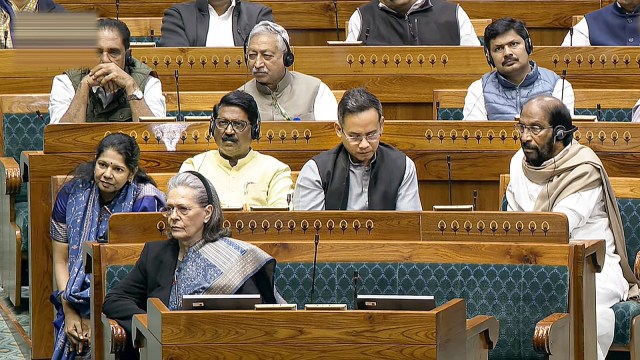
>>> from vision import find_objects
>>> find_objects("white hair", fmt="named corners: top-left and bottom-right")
top-left (247, 21), bottom-right (290, 53)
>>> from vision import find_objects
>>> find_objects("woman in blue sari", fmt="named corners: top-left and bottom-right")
top-left (50, 133), bottom-right (165, 359)
top-left (102, 171), bottom-right (280, 359)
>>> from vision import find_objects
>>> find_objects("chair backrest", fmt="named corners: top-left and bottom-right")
top-left (96, 241), bottom-right (573, 360)
top-left (433, 89), bottom-right (640, 121)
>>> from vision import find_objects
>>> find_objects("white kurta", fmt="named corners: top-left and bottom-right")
top-left (506, 146), bottom-right (628, 360)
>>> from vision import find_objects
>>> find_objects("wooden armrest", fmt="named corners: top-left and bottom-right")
top-left (102, 313), bottom-right (127, 354)
top-left (578, 239), bottom-right (605, 273)
top-left (533, 313), bottom-right (571, 356)
top-left (466, 315), bottom-right (499, 349)
top-left (0, 157), bottom-right (21, 195)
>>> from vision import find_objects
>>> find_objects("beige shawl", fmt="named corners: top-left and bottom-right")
top-left (522, 140), bottom-right (638, 293)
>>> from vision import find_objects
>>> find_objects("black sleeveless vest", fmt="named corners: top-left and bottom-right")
top-left (313, 143), bottom-right (406, 210)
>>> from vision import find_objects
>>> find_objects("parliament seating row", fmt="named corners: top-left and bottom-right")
top-left (15, 120), bottom-right (640, 358)
top-left (52, 0), bottom-right (604, 45)
top-left (4, 46), bottom-right (640, 121)
top-left (433, 89), bottom-right (640, 121)
top-left (84, 235), bottom-right (596, 358)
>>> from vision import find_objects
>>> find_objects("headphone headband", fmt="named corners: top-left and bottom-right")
top-left (243, 23), bottom-right (294, 68)
top-left (185, 171), bottom-right (214, 206)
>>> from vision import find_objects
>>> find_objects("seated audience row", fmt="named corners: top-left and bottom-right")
top-left (47, 93), bottom-right (634, 360)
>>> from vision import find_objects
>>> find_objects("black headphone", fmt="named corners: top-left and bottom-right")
top-left (243, 24), bottom-right (294, 68)
top-left (484, 26), bottom-right (533, 68)
top-left (211, 103), bottom-right (261, 140)
top-left (553, 125), bottom-right (578, 142)
top-left (185, 171), bottom-right (214, 206)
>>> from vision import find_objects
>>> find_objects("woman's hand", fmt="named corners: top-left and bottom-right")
top-left (62, 301), bottom-right (90, 354)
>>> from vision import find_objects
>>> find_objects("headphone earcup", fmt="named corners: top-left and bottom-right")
top-left (554, 126), bottom-right (567, 141)
top-left (251, 117), bottom-right (261, 140)
top-left (283, 51), bottom-right (295, 67)
top-left (484, 48), bottom-right (494, 67)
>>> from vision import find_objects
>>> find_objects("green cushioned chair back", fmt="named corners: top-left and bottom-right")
top-left (574, 108), bottom-right (631, 122)
top-left (3, 113), bottom-right (48, 161)
top-left (130, 36), bottom-right (159, 45)
top-left (166, 111), bottom-right (212, 118)
top-left (437, 108), bottom-right (464, 120)
top-left (105, 265), bottom-right (135, 294)
top-left (275, 261), bottom-right (569, 360)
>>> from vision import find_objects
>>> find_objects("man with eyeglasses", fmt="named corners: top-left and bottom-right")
top-left (463, 18), bottom-right (574, 120)
top-left (293, 87), bottom-right (421, 210)
top-left (179, 90), bottom-right (293, 208)
top-left (506, 95), bottom-right (635, 360)
top-left (48, 18), bottom-right (166, 123)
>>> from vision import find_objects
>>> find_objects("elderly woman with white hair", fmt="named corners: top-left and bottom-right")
top-left (102, 171), bottom-right (280, 359)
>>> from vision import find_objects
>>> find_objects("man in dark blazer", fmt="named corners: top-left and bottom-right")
top-left (159, 0), bottom-right (273, 47)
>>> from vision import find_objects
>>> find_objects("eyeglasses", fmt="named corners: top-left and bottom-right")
top-left (215, 118), bottom-right (249, 132)
top-left (160, 205), bottom-right (194, 218)
top-left (341, 129), bottom-right (382, 144)
top-left (514, 123), bottom-right (552, 136)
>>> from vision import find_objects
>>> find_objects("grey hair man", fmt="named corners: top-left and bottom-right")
top-left (239, 20), bottom-right (337, 120)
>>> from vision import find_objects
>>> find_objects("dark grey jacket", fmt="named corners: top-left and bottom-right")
top-left (158, 0), bottom-right (273, 47)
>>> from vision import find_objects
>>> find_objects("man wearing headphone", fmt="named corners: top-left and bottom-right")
top-left (506, 95), bottom-right (635, 360)
top-left (180, 90), bottom-right (293, 208)
top-left (240, 21), bottom-right (338, 121)
top-left (49, 18), bottom-right (166, 123)
top-left (462, 18), bottom-right (574, 120)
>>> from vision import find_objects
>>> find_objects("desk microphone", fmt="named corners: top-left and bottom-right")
top-left (363, 27), bottom-right (370, 45)
top-left (333, 0), bottom-right (340, 41)
top-left (150, 29), bottom-right (155, 43)
top-left (435, 101), bottom-right (440, 120)
top-left (115, 0), bottom-right (120, 20)
top-left (174, 70), bottom-right (184, 122)
top-left (310, 234), bottom-right (320, 303)
top-left (569, 27), bottom-right (574, 46)
top-left (446, 155), bottom-right (452, 205)
top-left (3, 30), bottom-right (7, 49)
top-left (352, 270), bottom-right (359, 309)
top-left (596, 103), bottom-right (602, 122)
top-left (560, 69), bottom-right (567, 103)
top-left (35, 110), bottom-right (45, 122)
top-left (473, 190), bottom-right (478, 211)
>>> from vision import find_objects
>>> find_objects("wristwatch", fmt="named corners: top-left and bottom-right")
top-left (127, 89), bottom-right (144, 101)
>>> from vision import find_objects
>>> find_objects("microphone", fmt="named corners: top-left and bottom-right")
top-left (333, 0), bottom-right (340, 41)
top-left (174, 70), bottom-right (183, 122)
top-left (35, 110), bottom-right (45, 122)
top-left (310, 234), bottom-right (320, 304)
top-left (569, 27), bottom-right (574, 46)
top-left (596, 103), bottom-right (602, 122)
top-left (352, 270), bottom-right (359, 309)
top-left (115, 0), bottom-right (120, 20)
top-left (236, 28), bottom-right (246, 44)
top-left (287, 193), bottom-right (292, 210)
top-left (150, 29), bottom-right (155, 43)
top-left (560, 69), bottom-right (567, 104)
top-left (363, 27), bottom-right (370, 45)
top-left (473, 190), bottom-right (478, 211)
top-left (446, 155), bottom-right (452, 205)
top-left (3, 30), bottom-right (7, 49)
top-left (435, 101), bottom-right (440, 120)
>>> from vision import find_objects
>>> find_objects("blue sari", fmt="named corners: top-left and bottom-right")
top-left (51, 179), bottom-right (164, 360)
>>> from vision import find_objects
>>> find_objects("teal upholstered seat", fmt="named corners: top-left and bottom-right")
top-left (574, 108), bottom-right (631, 122)
top-left (130, 36), bottom-right (159, 45)
top-left (437, 108), bottom-right (464, 120)
top-left (166, 110), bottom-right (211, 118)
top-left (105, 261), bottom-right (569, 359)
top-left (611, 198), bottom-right (640, 347)
top-left (3, 112), bottom-right (49, 254)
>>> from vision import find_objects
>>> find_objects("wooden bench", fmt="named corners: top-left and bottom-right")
top-left (21, 120), bottom-right (640, 358)
top-left (86, 239), bottom-right (601, 359)
top-left (432, 88), bottom-right (640, 121)
top-left (5, 46), bottom-right (640, 120)
top-left (499, 175), bottom-right (640, 358)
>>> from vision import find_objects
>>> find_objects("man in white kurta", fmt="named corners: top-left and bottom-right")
top-left (506, 95), bottom-right (634, 360)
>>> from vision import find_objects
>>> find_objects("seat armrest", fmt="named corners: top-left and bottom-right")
top-left (101, 313), bottom-right (127, 355)
top-left (466, 315), bottom-right (499, 349)
top-left (0, 157), bottom-right (21, 195)
top-left (533, 312), bottom-right (571, 357)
